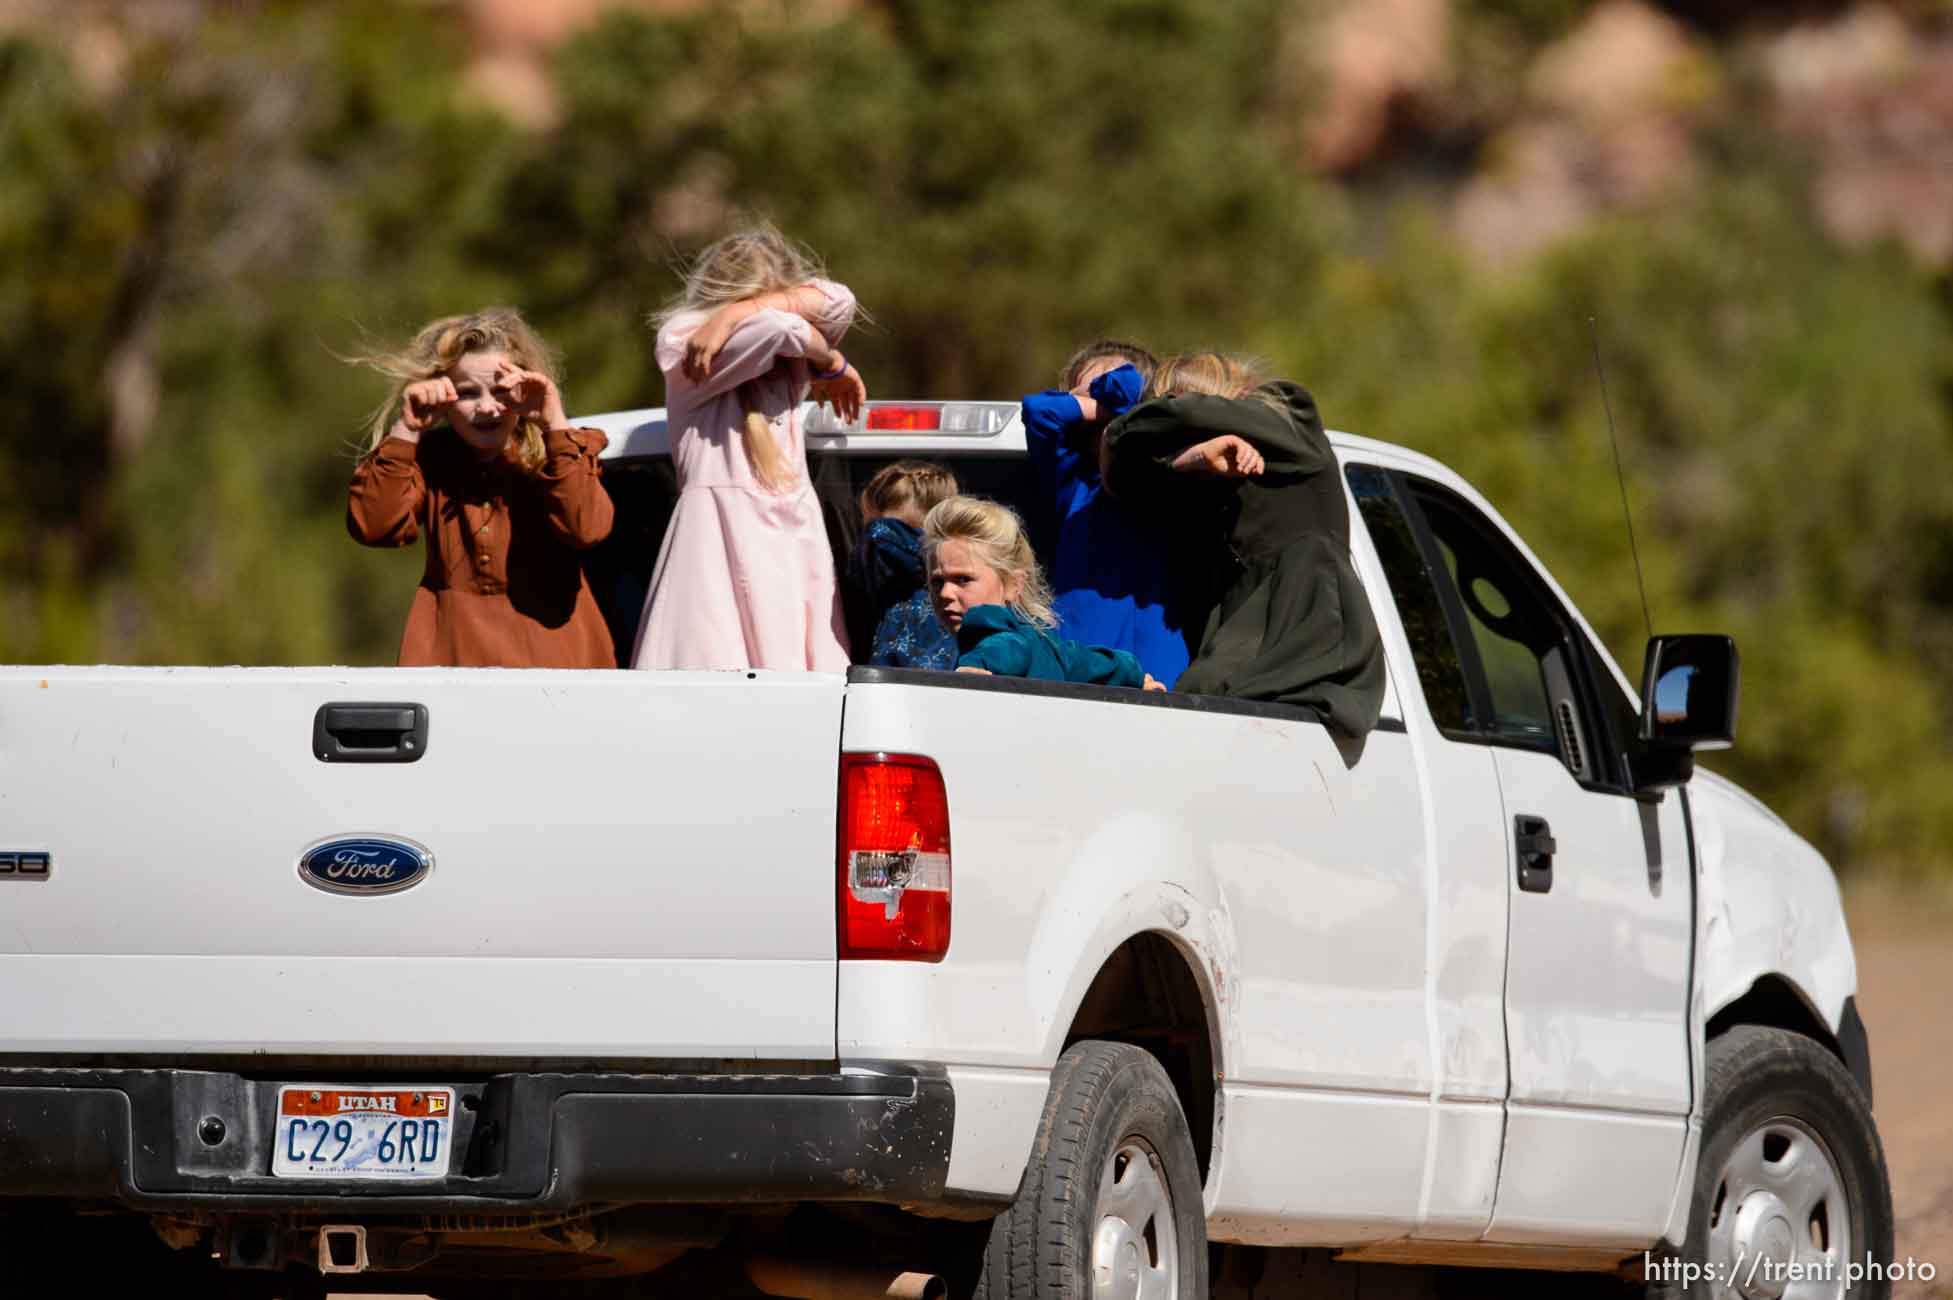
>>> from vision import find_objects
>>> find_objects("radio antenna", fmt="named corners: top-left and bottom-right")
top-left (1590, 316), bottom-right (1653, 641)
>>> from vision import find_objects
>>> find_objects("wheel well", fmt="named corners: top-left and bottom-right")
top-left (1062, 932), bottom-right (1217, 1182)
top-left (1707, 975), bottom-right (1840, 1061)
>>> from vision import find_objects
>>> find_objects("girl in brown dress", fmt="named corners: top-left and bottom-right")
top-left (347, 309), bottom-right (617, 667)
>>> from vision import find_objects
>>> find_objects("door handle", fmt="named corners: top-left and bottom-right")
top-left (1515, 814), bottom-right (1555, 894)
top-left (314, 703), bottom-right (429, 763)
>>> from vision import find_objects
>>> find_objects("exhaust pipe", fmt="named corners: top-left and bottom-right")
top-left (743, 1254), bottom-right (945, 1300)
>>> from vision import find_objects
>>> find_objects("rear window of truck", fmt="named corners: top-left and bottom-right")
top-left (586, 450), bottom-right (1045, 667)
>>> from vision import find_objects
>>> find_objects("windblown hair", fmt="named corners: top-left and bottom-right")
top-left (1061, 337), bottom-right (1159, 391)
top-left (922, 496), bottom-right (1057, 630)
top-left (354, 308), bottom-right (560, 476)
top-left (654, 222), bottom-right (828, 326)
top-left (859, 460), bottom-right (959, 526)
top-left (653, 222), bottom-right (831, 492)
top-left (1148, 351), bottom-right (1287, 416)
top-left (1148, 351), bottom-right (1266, 399)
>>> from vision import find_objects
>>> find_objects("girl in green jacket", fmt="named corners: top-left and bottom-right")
top-left (1101, 353), bottom-right (1386, 739)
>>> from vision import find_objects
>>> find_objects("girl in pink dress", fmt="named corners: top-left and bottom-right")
top-left (631, 227), bottom-right (868, 671)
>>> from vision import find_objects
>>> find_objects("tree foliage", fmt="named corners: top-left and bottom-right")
top-left (4, 0), bottom-right (1951, 876)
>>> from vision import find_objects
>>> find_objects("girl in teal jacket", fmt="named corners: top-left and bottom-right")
top-left (922, 496), bottom-right (1165, 692)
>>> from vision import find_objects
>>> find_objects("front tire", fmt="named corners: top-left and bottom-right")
top-left (1655, 1025), bottom-right (1893, 1300)
top-left (974, 1041), bottom-right (1207, 1299)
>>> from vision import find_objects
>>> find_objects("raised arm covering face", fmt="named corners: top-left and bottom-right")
top-left (1103, 383), bottom-right (1385, 737)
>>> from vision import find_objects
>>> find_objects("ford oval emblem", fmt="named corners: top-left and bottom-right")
top-left (298, 836), bottom-right (433, 896)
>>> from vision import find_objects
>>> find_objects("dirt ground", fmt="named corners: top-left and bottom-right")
top-left (1844, 887), bottom-right (1953, 1300)
top-left (330, 886), bottom-right (1953, 1300)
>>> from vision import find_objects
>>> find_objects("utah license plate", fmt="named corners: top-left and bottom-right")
top-left (271, 1085), bottom-right (454, 1180)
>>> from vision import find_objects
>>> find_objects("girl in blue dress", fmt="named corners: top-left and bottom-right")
top-left (1019, 339), bottom-right (1192, 686)
top-left (851, 460), bottom-right (960, 669)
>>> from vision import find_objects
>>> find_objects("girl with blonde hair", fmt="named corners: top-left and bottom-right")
top-left (346, 308), bottom-right (616, 667)
top-left (632, 224), bottom-right (866, 671)
top-left (924, 496), bottom-right (1164, 690)
top-left (1101, 351), bottom-right (1386, 738)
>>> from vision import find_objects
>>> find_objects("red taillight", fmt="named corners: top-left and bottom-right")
top-left (864, 405), bottom-right (943, 431)
top-left (838, 753), bottom-right (951, 962)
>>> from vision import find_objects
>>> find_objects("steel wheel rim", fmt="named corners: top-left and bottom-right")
top-left (1707, 1115), bottom-right (1851, 1300)
top-left (1091, 1137), bottom-right (1178, 1300)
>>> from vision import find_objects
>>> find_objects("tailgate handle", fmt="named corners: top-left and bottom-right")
top-left (314, 702), bottom-right (429, 763)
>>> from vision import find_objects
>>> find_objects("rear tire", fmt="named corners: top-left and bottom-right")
top-left (1647, 1025), bottom-right (1893, 1299)
top-left (973, 1040), bottom-right (1207, 1299)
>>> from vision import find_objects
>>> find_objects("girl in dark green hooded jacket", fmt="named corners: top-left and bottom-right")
top-left (1101, 353), bottom-right (1386, 739)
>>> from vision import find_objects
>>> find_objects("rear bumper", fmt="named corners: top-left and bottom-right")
top-left (0, 1063), bottom-right (952, 1213)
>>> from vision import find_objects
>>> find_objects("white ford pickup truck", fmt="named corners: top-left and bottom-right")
top-left (0, 400), bottom-right (1891, 1300)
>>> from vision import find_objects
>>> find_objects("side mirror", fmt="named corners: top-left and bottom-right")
top-left (1629, 635), bottom-right (1738, 794)
top-left (1639, 634), bottom-right (1739, 749)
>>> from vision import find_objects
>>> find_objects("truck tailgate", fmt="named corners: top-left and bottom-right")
top-left (0, 668), bottom-right (843, 1061)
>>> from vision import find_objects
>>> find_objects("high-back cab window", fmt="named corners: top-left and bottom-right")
top-left (588, 450), bottom-right (1043, 667)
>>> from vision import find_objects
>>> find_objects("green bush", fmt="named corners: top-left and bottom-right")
top-left (4, 0), bottom-right (1950, 876)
